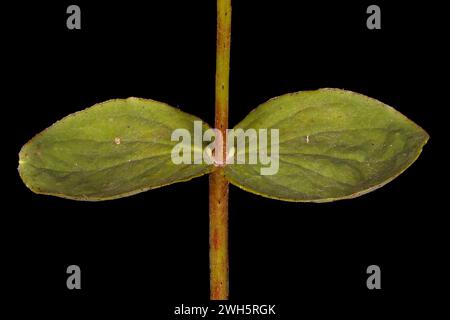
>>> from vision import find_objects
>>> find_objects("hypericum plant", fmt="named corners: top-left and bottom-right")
top-left (18, 0), bottom-right (428, 300)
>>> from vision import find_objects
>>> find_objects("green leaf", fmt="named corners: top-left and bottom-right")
top-left (224, 88), bottom-right (429, 202)
top-left (19, 98), bottom-right (213, 201)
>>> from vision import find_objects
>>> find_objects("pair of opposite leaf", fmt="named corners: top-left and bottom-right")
top-left (18, 88), bottom-right (429, 202)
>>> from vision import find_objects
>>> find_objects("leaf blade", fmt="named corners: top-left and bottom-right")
top-left (19, 97), bottom-right (213, 201)
top-left (224, 88), bottom-right (429, 202)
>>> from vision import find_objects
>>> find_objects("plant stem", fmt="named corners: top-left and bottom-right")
top-left (210, 0), bottom-right (231, 300)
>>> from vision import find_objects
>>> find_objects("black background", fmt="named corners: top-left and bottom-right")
top-left (3, 0), bottom-right (447, 318)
